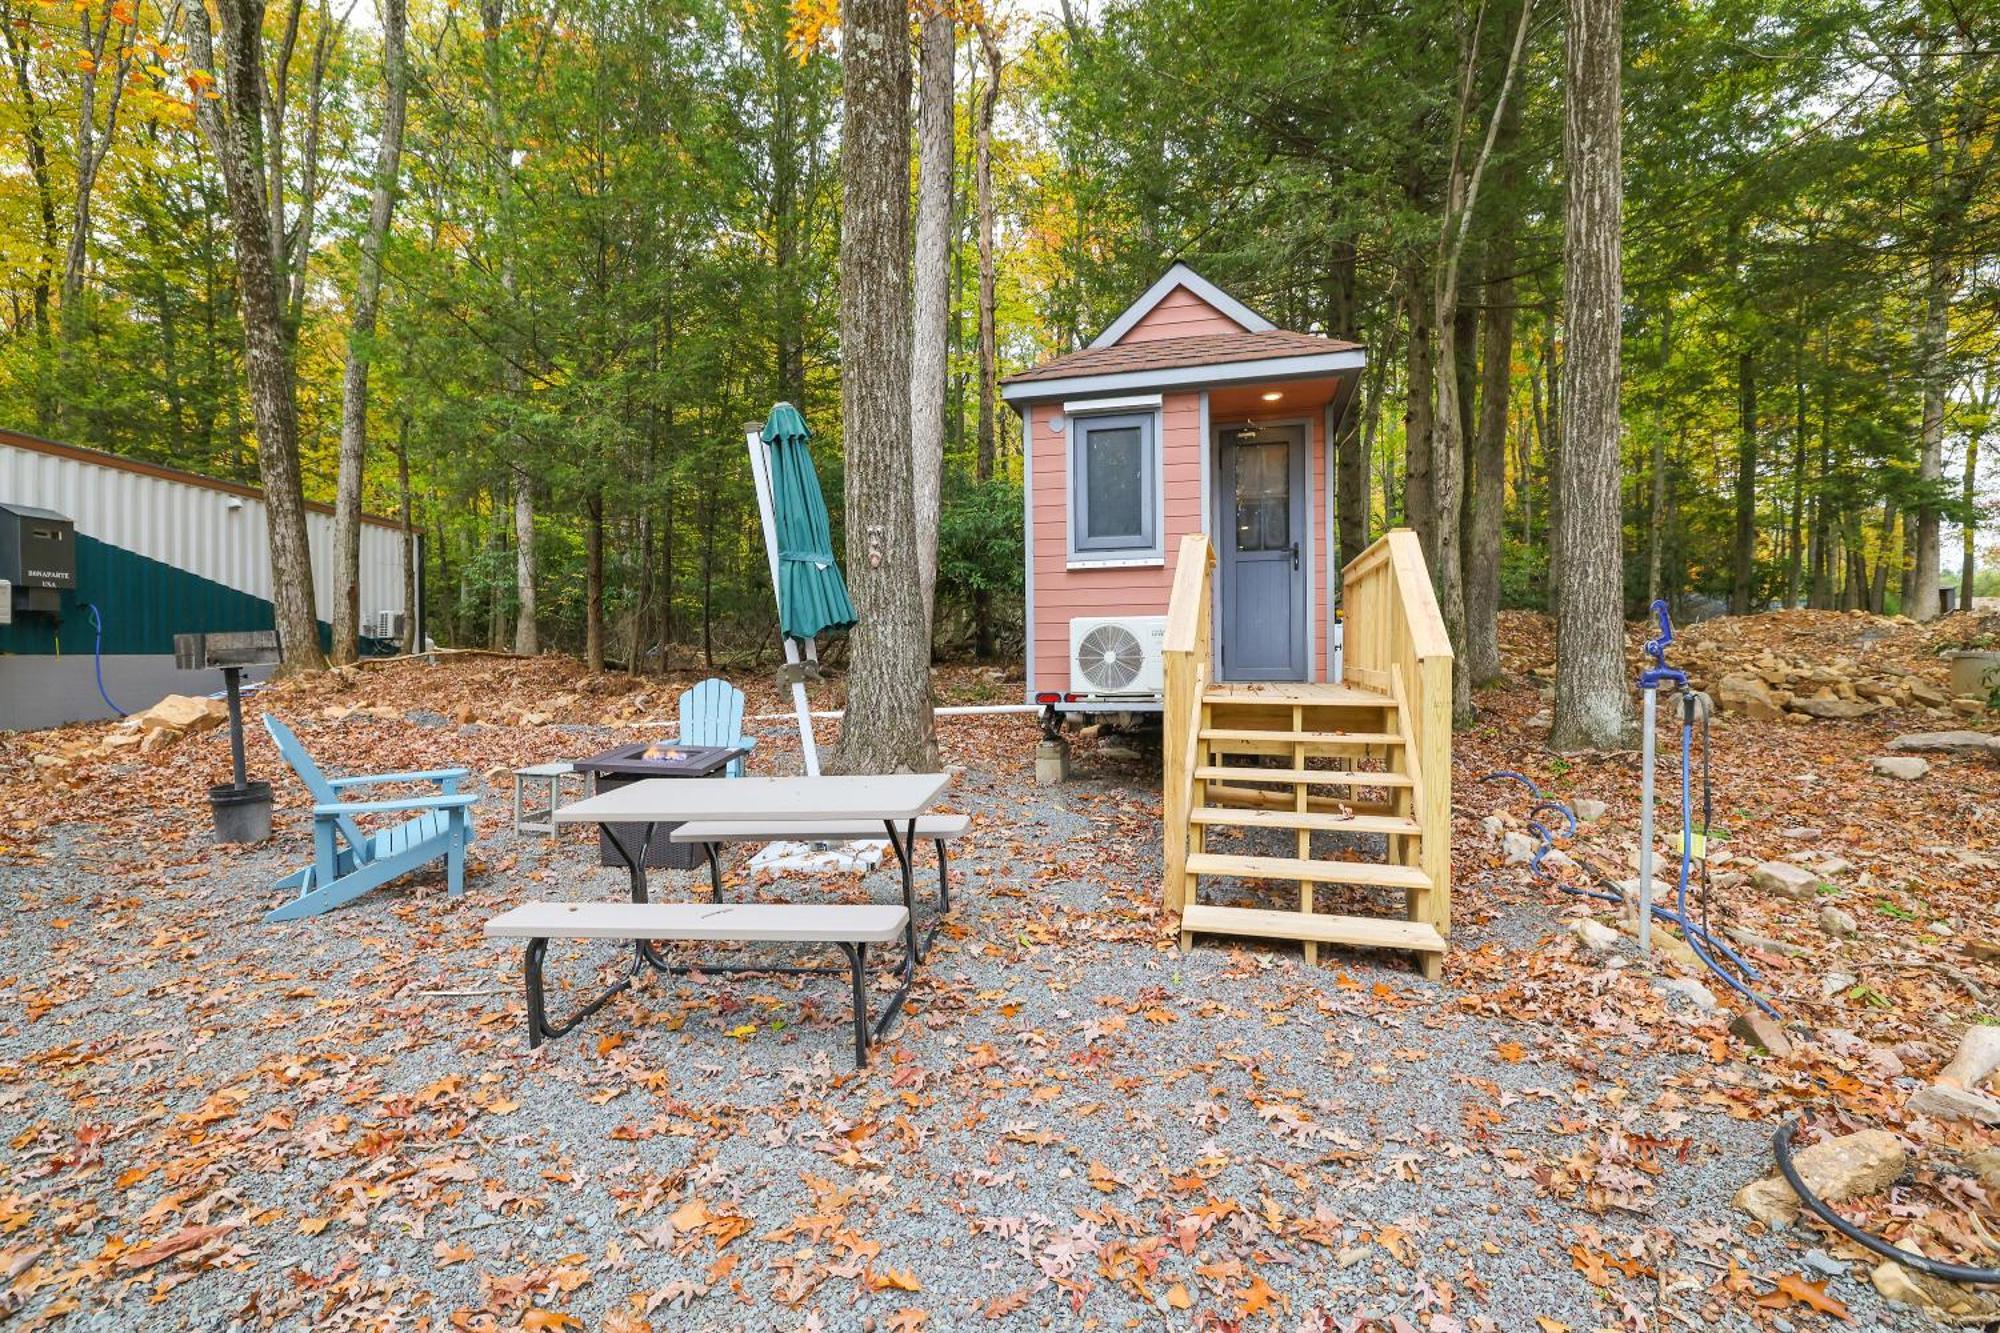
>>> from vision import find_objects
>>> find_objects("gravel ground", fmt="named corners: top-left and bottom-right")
top-left (0, 715), bottom-right (1931, 1330)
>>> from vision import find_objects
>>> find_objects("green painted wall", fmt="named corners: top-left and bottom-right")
top-left (1, 533), bottom-right (275, 656)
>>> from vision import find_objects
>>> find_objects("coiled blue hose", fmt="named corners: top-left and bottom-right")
top-left (84, 603), bottom-right (126, 717)
top-left (1481, 740), bottom-right (1781, 1019)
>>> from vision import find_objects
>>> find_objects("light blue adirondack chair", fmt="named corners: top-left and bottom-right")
top-left (262, 714), bottom-right (477, 923)
top-left (672, 678), bottom-right (755, 776)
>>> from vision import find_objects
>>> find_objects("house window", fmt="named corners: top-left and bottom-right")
top-left (1070, 410), bottom-right (1158, 559)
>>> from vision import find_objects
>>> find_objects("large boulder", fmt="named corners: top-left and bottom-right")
top-left (131, 694), bottom-right (229, 735)
top-left (1887, 730), bottom-right (2000, 756)
top-left (1716, 673), bottom-right (1786, 722)
top-left (1751, 861), bottom-right (1820, 901)
top-left (1787, 696), bottom-right (1881, 720)
top-left (1869, 755), bottom-right (1930, 781)
top-left (1734, 1129), bottom-right (1906, 1226)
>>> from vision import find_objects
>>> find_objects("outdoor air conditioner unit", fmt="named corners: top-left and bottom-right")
top-left (1068, 615), bottom-right (1167, 696)
top-left (369, 610), bottom-right (405, 642)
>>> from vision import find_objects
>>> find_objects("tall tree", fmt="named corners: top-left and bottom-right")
top-left (1549, 0), bottom-right (1629, 750)
top-left (480, 0), bottom-right (536, 654)
top-left (331, 0), bottom-right (410, 663)
top-left (184, 0), bottom-right (327, 673)
top-left (910, 1), bottom-right (954, 650)
top-left (832, 0), bottom-right (936, 773)
top-left (1429, 0), bottom-right (1533, 722)
top-left (974, 19), bottom-right (1003, 481)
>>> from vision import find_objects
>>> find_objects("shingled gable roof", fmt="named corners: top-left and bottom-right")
top-left (1002, 328), bottom-right (1362, 386)
top-left (1000, 263), bottom-right (1363, 399)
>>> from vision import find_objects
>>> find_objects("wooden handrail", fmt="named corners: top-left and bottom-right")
top-left (1339, 528), bottom-right (1454, 940)
top-left (1162, 534), bottom-right (1214, 915)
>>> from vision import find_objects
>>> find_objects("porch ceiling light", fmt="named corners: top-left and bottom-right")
top-left (1260, 391), bottom-right (1284, 401)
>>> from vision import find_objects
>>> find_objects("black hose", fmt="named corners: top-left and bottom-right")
top-left (1772, 1120), bottom-right (2000, 1286)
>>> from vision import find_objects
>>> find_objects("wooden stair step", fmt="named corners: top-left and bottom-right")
top-left (1202, 683), bottom-right (1395, 707)
top-left (1181, 903), bottom-right (1446, 953)
top-left (1186, 852), bottom-right (1431, 891)
top-left (1189, 807), bottom-right (1423, 837)
top-left (1194, 765), bottom-right (1413, 788)
top-left (1200, 728), bottom-right (1403, 746)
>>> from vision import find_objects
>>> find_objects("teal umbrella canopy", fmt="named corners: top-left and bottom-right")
top-left (762, 403), bottom-right (856, 642)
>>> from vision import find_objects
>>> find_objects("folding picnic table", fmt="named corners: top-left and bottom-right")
top-left (552, 772), bottom-right (951, 1035)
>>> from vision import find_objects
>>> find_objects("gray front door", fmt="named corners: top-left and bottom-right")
top-left (1217, 425), bottom-right (1308, 681)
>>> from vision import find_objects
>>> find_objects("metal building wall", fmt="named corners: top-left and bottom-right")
top-left (0, 438), bottom-right (405, 628)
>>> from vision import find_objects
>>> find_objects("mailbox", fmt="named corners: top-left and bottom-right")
top-left (0, 503), bottom-right (74, 616)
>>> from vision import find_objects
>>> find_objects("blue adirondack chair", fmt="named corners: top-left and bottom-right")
top-left (672, 678), bottom-right (755, 776)
top-left (262, 714), bottom-right (477, 923)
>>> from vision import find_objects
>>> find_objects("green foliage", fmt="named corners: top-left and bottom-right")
top-left (938, 477), bottom-right (1025, 600)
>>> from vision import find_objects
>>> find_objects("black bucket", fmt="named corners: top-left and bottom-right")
top-left (209, 780), bottom-right (274, 845)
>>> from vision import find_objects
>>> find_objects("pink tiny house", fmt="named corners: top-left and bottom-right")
top-left (1000, 264), bottom-right (1367, 710)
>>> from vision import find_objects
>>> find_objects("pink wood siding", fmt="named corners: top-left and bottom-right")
top-left (1029, 393), bottom-right (1335, 692)
top-left (1030, 394), bottom-right (1200, 694)
top-left (1311, 414), bottom-right (1329, 681)
top-left (1119, 286), bottom-right (1248, 343)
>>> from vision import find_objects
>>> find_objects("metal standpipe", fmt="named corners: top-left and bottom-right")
top-left (1637, 683), bottom-right (1657, 952)
top-left (1634, 599), bottom-right (1686, 957)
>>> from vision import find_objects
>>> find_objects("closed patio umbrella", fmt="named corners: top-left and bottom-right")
top-left (762, 403), bottom-right (855, 641)
top-left (746, 403), bottom-right (852, 776)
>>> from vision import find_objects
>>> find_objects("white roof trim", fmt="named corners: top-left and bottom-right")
top-left (1086, 262), bottom-right (1276, 349)
top-left (1001, 349), bottom-right (1364, 405)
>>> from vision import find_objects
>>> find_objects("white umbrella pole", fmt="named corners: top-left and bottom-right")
top-left (746, 423), bottom-right (821, 777)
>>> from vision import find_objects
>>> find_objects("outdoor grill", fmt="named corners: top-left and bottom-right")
top-left (572, 741), bottom-right (744, 869)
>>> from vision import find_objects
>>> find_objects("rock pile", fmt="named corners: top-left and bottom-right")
top-left (23, 692), bottom-right (231, 775)
top-left (1701, 650), bottom-right (1959, 722)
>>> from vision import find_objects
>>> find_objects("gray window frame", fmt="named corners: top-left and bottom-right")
top-left (1068, 409), bottom-right (1161, 561)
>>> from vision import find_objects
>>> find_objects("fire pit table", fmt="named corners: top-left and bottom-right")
top-left (572, 742), bottom-right (745, 870)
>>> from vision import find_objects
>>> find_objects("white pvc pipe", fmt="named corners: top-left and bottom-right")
top-left (1637, 685), bottom-right (1657, 953)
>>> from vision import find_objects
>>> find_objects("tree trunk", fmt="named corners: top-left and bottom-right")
top-left (832, 0), bottom-right (935, 773)
top-left (1963, 423), bottom-right (1981, 606)
top-left (1729, 348), bottom-right (1757, 613)
top-left (1910, 248), bottom-right (1951, 621)
top-left (1403, 264), bottom-right (1434, 547)
top-left (975, 21), bottom-right (1002, 481)
top-left (185, 0), bottom-right (326, 674)
top-left (395, 417), bottom-right (418, 648)
top-left (1465, 259), bottom-right (1513, 688)
top-left (909, 3), bottom-right (953, 653)
top-left (585, 488), bottom-right (605, 672)
top-left (1, 1), bottom-right (60, 426)
top-left (1645, 424), bottom-right (1667, 604)
top-left (56, 1), bottom-right (132, 373)
top-left (1786, 368), bottom-right (1806, 608)
top-left (1548, 0), bottom-right (1629, 752)
top-left (513, 469), bottom-right (537, 653)
top-left (1869, 501), bottom-right (1896, 613)
top-left (1430, 0), bottom-right (1534, 721)
top-left (330, 0), bottom-right (408, 664)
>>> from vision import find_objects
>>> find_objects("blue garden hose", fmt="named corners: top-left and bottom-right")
top-left (84, 603), bottom-right (126, 717)
top-left (1481, 739), bottom-right (1781, 1019)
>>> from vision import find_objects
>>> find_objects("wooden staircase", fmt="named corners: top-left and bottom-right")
top-left (1162, 532), bottom-right (1453, 978)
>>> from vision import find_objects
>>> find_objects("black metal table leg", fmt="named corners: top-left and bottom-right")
top-left (524, 937), bottom-right (634, 1047)
top-left (882, 818), bottom-right (922, 967)
top-left (604, 820), bottom-right (672, 972)
top-left (705, 841), bottom-right (724, 902)
top-left (839, 941), bottom-right (869, 1067)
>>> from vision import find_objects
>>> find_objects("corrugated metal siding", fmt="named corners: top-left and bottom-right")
top-left (0, 534), bottom-right (273, 655)
top-left (0, 440), bottom-right (403, 626)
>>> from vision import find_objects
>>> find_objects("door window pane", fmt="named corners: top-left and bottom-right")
top-left (1233, 440), bottom-right (1290, 551)
top-left (1088, 422), bottom-right (1152, 536)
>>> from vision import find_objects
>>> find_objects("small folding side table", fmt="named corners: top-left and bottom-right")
top-left (513, 762), bottom-right (590, 836)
